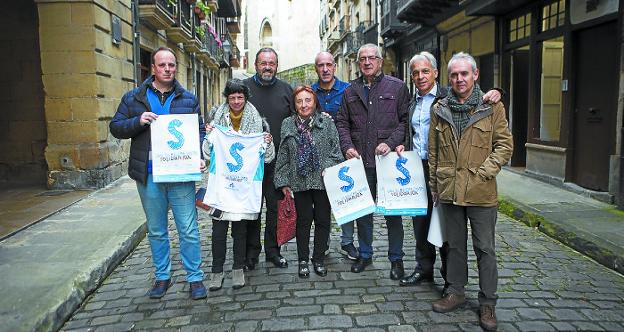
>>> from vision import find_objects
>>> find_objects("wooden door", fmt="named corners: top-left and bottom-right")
top-left (572, 21), bottom-right (618, 191)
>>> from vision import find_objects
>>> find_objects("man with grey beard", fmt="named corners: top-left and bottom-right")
top-left (242, 48), bottom-right (294, 270)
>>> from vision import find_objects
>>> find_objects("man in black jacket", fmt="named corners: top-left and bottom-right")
top-left (110, 47), bottom-right (207, 300)
top-left (243, 48), bottom-right (293, 270)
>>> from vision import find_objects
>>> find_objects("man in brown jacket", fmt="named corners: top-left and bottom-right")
top-left (428, 52), bottom-right (513, 331)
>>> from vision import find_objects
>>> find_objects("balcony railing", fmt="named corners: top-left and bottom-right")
top-left (220, 32), bottom-right (233, 68)
top-left (165, 1), bottom-right (193, 43)
top-left (179, 1), bottom-right (192, 31)
top-left (396, 0), bottom-right (457, 25)
top-left (339, 15), bottom-right (350, 38)
top-left (185, 14), bottom-right (204, 53)
top-left (226, 16), bottom-right (241, 34)
top-left (380, 0), bottom-right (408, 38)
top-left (138, 0), bottom-right (176, 30)
top-left (362, 22), bottom-right (378, 45)
top-left (230, 44), bottom-right (240, 68)
top-left (204, 30), bottom-right (219, 59)
top-left (343, 30), bottom-right (363, 57)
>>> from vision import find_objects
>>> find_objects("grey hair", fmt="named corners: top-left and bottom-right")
top-left (408, 51), bottom-right (437, 70)
top-left (357, 43), bottom-right (382, 60)
top-left (314, 51), bottom-right (335, 65)
top-left (447, 52), bottom-right (477, 74)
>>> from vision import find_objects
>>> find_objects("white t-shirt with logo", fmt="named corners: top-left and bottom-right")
top-left (204, 125), bottom-right (266, 220)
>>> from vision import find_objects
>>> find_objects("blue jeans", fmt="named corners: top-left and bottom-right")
top-left (356, 168), bottom-right (404, 262)
top-left (340, 221), bottom-right (355, 246)
top-left (136, 174), bottom-right (204, 282)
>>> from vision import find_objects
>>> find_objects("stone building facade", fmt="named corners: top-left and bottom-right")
top-left (1, 0), bottom-right (241, 189)
top-left (381, 0), bottom-right (624, 204)
top-left (320, 0), bottom-right (381, 81)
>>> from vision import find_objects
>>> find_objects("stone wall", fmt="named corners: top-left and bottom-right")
top-left (38, 0), bottom-right (133, 189)
top-left (0, 0), bottom-right (47, 186)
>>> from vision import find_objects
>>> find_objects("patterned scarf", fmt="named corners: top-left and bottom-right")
top-left (447, 84), bottom-right (482, 137)
top-left (295, 115), bottom-right (320, 177)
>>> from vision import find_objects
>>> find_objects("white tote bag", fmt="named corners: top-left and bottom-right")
top-left (375, 151), bottom-right (428, 216)
top-left (323, 158), bottom-right (376, 225)
top-left (427, 206), bottom-right (445, 247)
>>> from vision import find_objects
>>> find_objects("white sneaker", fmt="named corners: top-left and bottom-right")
top-left (232, 269), bottom-right (245, 289)
top-left (208, 272), bottom-right (224, 291)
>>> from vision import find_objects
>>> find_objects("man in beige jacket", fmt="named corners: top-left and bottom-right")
top-left (428, 52), bottom-right (513, 331)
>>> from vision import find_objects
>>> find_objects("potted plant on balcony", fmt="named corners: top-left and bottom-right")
top-left (194, 1), bottom-right (210, 19)
top-left (196, 25), bottom-right (206, 39)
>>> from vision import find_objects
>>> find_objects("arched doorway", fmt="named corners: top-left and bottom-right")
top-left (260, 20), bottom-right (273, 47)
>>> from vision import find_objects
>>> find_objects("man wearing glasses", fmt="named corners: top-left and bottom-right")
top-left (243, 48), bottom-right (293, 270)
top-left (336, 44), bottom-right (409, 279)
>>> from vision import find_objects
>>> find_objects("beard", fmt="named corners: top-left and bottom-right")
top-left (259, 70), bottom-right (275, 82)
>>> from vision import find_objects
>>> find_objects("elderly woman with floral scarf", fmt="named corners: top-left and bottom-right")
top-left (202, 78), bottom-right (275, 291)
top-left (274, 85), bottom-right (344, 278)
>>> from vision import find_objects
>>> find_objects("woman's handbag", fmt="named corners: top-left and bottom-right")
top-left (277, 193), bottom-right (297, 246)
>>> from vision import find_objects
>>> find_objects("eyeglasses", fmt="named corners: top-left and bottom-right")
top-left (358, 56), bottom-right (381, 63)
top-left (258, 61), bottom-right (277, 67)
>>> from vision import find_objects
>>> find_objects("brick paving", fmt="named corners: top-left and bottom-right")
top-left (62, 211), bottom-right (624, 331)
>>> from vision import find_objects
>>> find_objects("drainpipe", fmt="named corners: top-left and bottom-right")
top-left (132, 0), bottom-right (141, 86)
top-left (191, 53), bottom-right (197, 93)
top-left (618, 4), bottom-right (624, 209)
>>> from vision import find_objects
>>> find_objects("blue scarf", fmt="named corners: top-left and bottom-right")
top-left (146, 88), bottom-right (175, 173)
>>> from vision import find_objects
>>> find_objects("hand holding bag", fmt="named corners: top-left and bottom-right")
top-left (277, 191), bottom-right (297, 246)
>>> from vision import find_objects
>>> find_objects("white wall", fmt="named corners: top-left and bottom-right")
top-left (246, 0), bottom-right (321, 73)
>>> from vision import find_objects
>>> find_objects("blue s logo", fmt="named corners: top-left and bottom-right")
top-left (395, 157), bottom-right (411, 186)
top-left (338, 166), bottom-right (354, 192)
top-left (227, 142), bottom-right (245, 172)
top-left (167, 119), bottom-right (185, 150)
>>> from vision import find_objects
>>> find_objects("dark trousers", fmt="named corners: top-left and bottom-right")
top-left (356, 168), bottom-right (404, 261)
top-left (246, 163), bottom-right (280, 261)
top-left (412, 160), bottom-right (448, 280)
top-left (212, 219), bottom-right (247, 273)
top-left (440, 203), bottom-right (498, 305)
top-left (293, 189), bottom-right (331, 262)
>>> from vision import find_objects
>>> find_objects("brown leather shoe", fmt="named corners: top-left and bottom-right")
top-left (432, 293), bottom-right (466, 313)
top-left (479, 305), bottom-right (498, 331)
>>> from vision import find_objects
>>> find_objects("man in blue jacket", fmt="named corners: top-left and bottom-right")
top-left (110, 47), bottom-right (207, 300)
top-left (311, 51), bottom-right (358, 261)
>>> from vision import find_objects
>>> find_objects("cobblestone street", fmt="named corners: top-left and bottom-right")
top-left (62, 211), bottom-right (624, 331)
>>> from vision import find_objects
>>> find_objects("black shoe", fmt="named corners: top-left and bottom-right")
top-left (298, 261), bottom-right (310, 278)
top-left (340, 243), bottom-right (359, 261)
top-left (312, 261), bottom-right (327, 277)
top-left (351, 257), bottom-right (372, 273)
top-left (267, 255), bottom-right (288, 268)
top-left (243, 258), bottom-right (257, 271)
top-left (399, 271), bottom-right (434, 286)
top-left (390, 260), bottom-right (405, 280)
